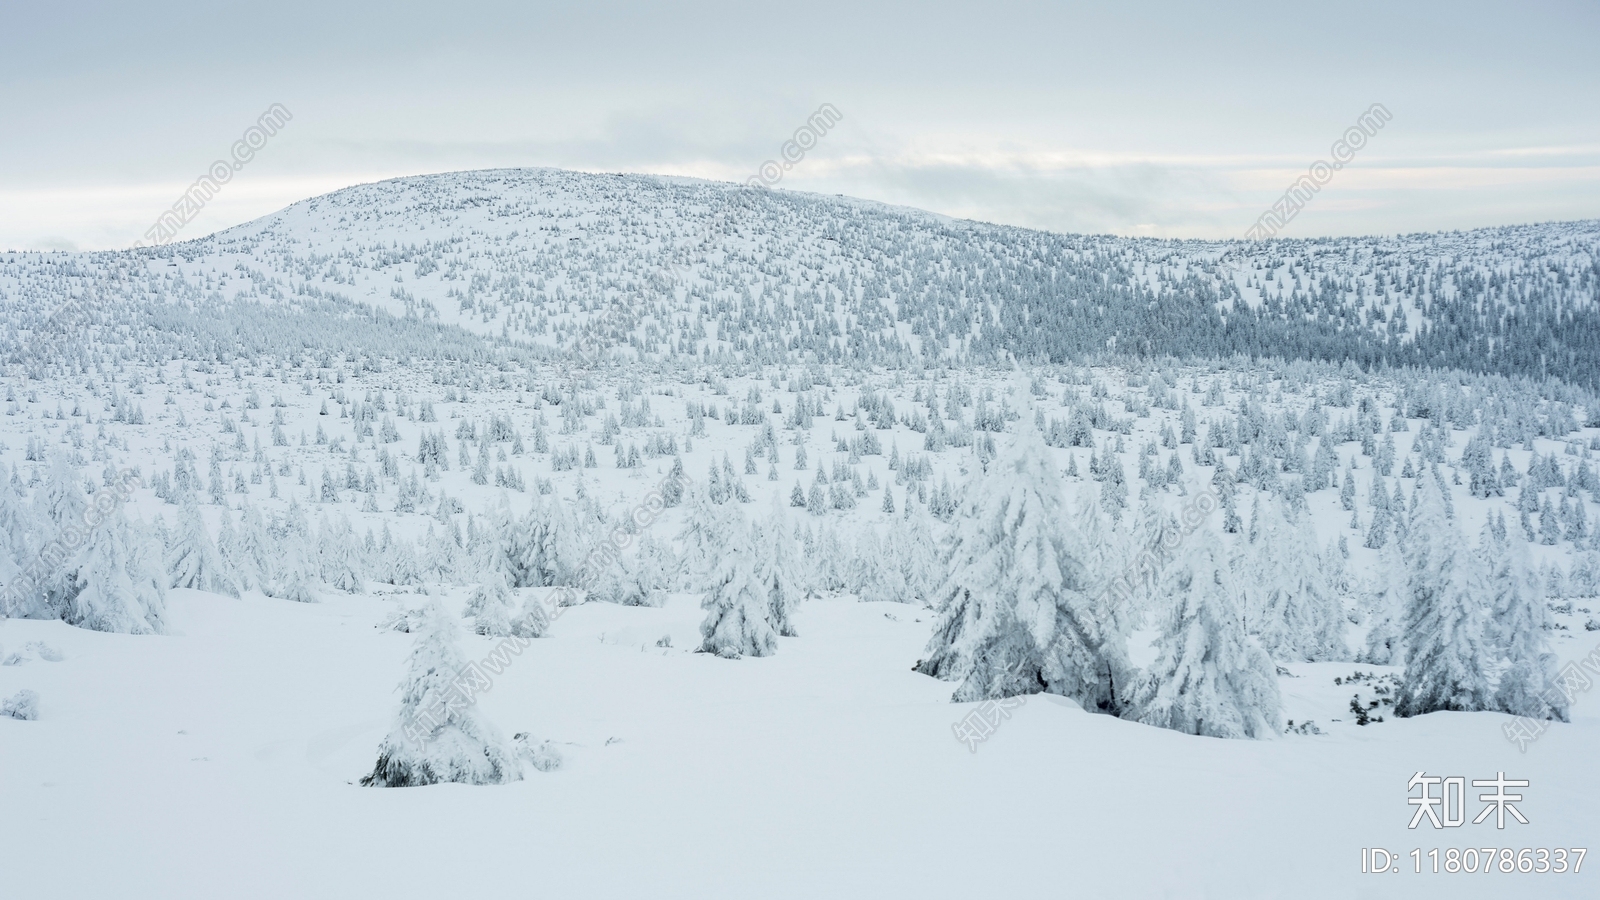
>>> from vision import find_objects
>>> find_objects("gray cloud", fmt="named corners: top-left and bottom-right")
top-left (2, 0), bottom-right (1596, 249)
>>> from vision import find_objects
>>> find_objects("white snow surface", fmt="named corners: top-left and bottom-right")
top-left (2, 586), bottom-right (1596, 899)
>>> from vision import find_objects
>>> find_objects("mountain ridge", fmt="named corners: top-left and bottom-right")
top-left (3, 167), bottom-right (1598, 387)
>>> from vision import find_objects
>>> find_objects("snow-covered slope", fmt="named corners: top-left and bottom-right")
top-left (3, 168), bottom-right (1599, 385)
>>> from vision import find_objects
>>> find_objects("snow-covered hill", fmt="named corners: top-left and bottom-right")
top-left (4, 168), bottom-right (1599, 385)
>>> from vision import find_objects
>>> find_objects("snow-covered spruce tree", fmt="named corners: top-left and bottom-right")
top-left (214, 507), bottom-right (241, 575)
top-left (265, 502), bottom-right (318, 603)
top-left (508, 588), bottom-right (552, 639)
top-left (361, 601), bottom-right (519, 787)
top-left (1462, 433), bottom-right (1502, 499)
top-left (803, 525), bottom-right (848, 596)
top-left (421, 524), bottom-right (463, 584)
top-left (698, 513), bottom-right (778, 659)
top-left (166, 496), bottom-right (238, 596)
top-left (1359, 539), bottom-right (1408, 665)
top-left (676, 486), bottom-right (730, 593)
top-left (473, 505), bottom-right (523, 587)
top-left (375, 525), bottom-right (423, 587)
top-left (1363, 475), bottom-right (1392, 550)
top-left (518, 497), bottom-right (570, 588)
top-left (759, 500), bottom-right (803, 635)
top-left (890, 498), bottom-right (940, 605)
top-left (852, 525), bottom-right (911, 605)
top-left (0, 471), bottom-right (45, 618)
top-left (662, 456), bottom-right (686, 507)
top-left (1572, 537), bottom-right (1600, 599)
top-left (550, 495), bottom-right (603, 589)
top-left (465, 568), bottom-right (516, 637)
top-left (1248, 496), bottom-right (1346, 661)
top-left (227, 502), bottom-right (272, 594)
top-left (914, 406), bottom-right (1111, 710)
top-left (67, 511), bottom-right (167, 635)
top-left (1393, 474), bottom-right (1494, 717)
top-left (624, 534), bottom-right (675, 606)
top-left (317, 515), bottom-right (365, 594)
top-left (1126, 488), bottom-right (1184, 615)
top-left (1483, 523), bottom-right (1568, 721)
top-left (834, 507), bottom-right (868, 572)
top-left (1131, 523), bottom-right (1281, 739)
top-left (1071, 481), bottom-right (1136, 699)
top-left (35, 453), bottom-right (88, 535)
top-left (633, 534), bottom-right (676, 606)
top-left (24, 453), bottom-right (92, 615)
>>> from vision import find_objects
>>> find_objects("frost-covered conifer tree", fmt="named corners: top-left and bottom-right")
top-left (888, 499), bottom-right (940, 605)
top-left (0, 472), bottom-right (44, 618)
top-left (699, 514), bottom-right (778, 658)
top-left (317, 516), bottom-right (365, 594)
top-left (1249, 497), bottom-right (1345, 661)
top-left (35, 453), bottom-right (88, 534)
top-left (361, 601), bottom-right (519, 787)
top-left (508, 589), bottom-right (552, 638)
top-left (804, 525), bottom-right (848, 596)
top-left (421, 524), bottom-right (463, 584)
top-left (1126, 490), bottom-right (1181, 614)
top-left (1538, 497), bottom-right (1561, 545)
top-left (915, 405), bottom-right (1110, 709)
top-left (600, 533), bottom-right (672, 607)
top-left (228, 502), bottom-right (272, 593)
top-left (1571, 538), bottom-right (1600, 599)
top-left (214, 506), bottom-right (240, 570)
top-left (167, 496), bottom-right (238, 596)
top-left (546, 496), bottom-right (595, 589)
top-left (465, 569), bottom-right (516, 636)
top-left (662, 456), bottom-right (686, 507)
top-left (759, 500), bottom-right (803, 635)
top-left (1131, 523), bottom-right (1281, 739)
top-left (68, 511), bottom-right (167, 634)
top-left (1363, 476), bottom-right (1392, 549)
top-left (1462, 433), bottom-right (1502, 498)
top-left (1359, 539), bottom-right (1408, 665)
top-left (1394, 475), bottom-right (1493, 717)
top-left (29, 454), bottom-right (91, 611)
top-left (852, 526), bottom-right (909, 605)
top-left (1483, 523), bottom-right (1567, 721)
top-left (474, 505), bottom-right (523, 588)
top-left (1072, 482), bottom-right (1135, 686)
top-left (676, 487), bottom-right (729, 593)
top-left (265, 502), bottom-right (318, 603)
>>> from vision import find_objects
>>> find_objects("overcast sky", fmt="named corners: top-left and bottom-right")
top-left (2, 0), bottom-right (1597, 251)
